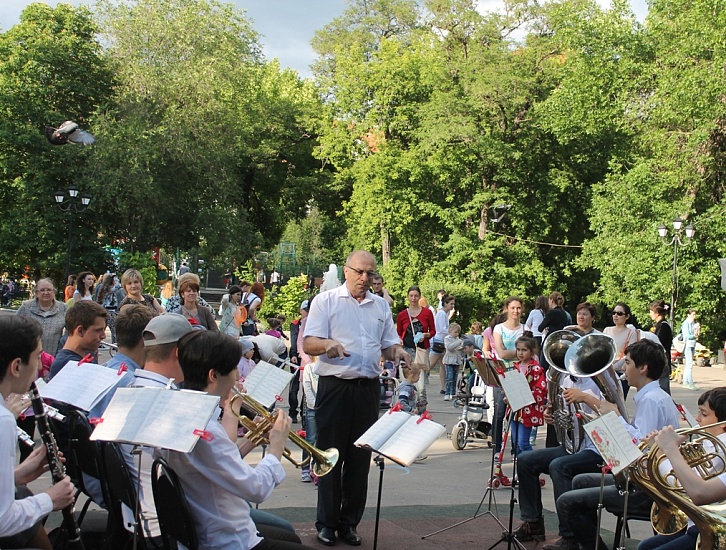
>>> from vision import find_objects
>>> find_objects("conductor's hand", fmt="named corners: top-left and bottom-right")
top-left (325, 340), bottom-right (349, 359)
top-left (45, 476), bottom-right (75, 511)
top-left (267, 410), bottom-right (292, 460)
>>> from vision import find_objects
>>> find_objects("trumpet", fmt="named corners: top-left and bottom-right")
top-left (229, 388), bottom-right (339, 477)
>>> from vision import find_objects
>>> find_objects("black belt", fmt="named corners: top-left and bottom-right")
top-left (321, 375), bottom-right (379, 386)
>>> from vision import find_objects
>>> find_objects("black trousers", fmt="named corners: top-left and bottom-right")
top-left (315, 376), bottom-right (379, 531)
top-left (288, 368), bottom-right (300, 419)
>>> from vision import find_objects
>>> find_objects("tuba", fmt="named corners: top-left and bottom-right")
top-left (635, 423), bottom-right (726, 549)
top-left (543, 330), bottom-right (584, 454)
top-left (229, 389), bottom-right (339, 477)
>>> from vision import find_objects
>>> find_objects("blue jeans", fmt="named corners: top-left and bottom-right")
top-left (445, 364), bottom-right (457, 395)
top-left (557, 473), bottom-right (653, 549)
top-left (250, 508), bottom-right (295, 533)
top-left (638, 527), bottom-right (698, 550)
top-left (517, 446), bottom-right (601, 537)
top-left (302, 407), bottom-right (317, 474)
top-left (511, 420), bottom-right (532, 455)
top-left (683, 345), bottom-right (695, 385)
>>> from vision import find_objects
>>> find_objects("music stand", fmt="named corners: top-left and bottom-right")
top-left (422, 357), bottom-right (507, 539)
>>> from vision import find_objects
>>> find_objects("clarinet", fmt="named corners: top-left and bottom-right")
top-left (28, 382), bottom-right (85, 550)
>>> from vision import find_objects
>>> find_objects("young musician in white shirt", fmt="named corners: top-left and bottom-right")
top-left (155, 330), bottom-right (315, 550)
top-left (0, 316), bottom-right (74, 550)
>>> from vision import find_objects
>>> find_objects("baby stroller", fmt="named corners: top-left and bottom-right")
top-left (450, 370), bottom-right (491, 450)
top-left (379, 360), bottom-right (400, 409)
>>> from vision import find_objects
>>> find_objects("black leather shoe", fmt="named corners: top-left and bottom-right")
top-left (317, 527), bottom-right (336, 546)
top-left (338, 526), bottom-right (362, 546)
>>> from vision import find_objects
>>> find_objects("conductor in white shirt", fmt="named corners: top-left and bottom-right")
top-left (303, 251), bottom-right (409, 546)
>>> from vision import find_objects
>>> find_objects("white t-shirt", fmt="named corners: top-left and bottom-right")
top-left (493, 323), bottom-right (524, 368)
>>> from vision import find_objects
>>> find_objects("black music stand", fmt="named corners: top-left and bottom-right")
top-left (422, 357), bottom-right (507, 539)
top-left (372, 455), bottom-right (386, 550)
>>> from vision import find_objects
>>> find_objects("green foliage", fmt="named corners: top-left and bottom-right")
top-left (258, 275), bottom-right (309, 329)
top-left (118, 251), bottom-right (158, 294)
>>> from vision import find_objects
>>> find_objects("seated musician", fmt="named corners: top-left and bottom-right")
top-left (640, 387), bottom-right (726, 550)
top-left (554, 340), bottom-right (681, 550)
top-left (0, 316), bottom-right (75, 550)
top-left (154, 330), bottom-right (316, 550)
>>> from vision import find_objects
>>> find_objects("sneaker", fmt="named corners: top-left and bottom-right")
top-left (444, 395), bottom-right (451, 401)
top-left (688, 384), bottom-right (700, 391)
top-left (542, 537), bottom-right (579, 550)
top-left (301, 472), bottom-right (312, 483)
top-left (440, 390), bottom-right (445, 395)
top-left (511, 517), bottom-right (545, 542)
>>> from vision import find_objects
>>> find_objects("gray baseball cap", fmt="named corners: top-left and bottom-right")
top-left (143, 313), bottom-right (193, 346)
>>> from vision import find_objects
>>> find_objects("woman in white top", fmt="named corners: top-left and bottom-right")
top-left (525, 295), bottom-right (549, 349)
top-left (603, 302), bottom-right (640, 398)
top-left (491, 296), bottom-right (524, 453)
top-left (431, 294), bottom-right (455, 395)
top-left (72, 271), bottom-right (95, 303)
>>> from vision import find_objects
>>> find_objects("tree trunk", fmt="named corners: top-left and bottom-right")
top-left (381, 223), bottom-right (390, 265)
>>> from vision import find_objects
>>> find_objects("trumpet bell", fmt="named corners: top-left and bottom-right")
top-left (314, 448), bottom-right (340, 477)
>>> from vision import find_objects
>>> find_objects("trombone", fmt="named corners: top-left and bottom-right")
top-left (229, 388), bottom-right (339, 477)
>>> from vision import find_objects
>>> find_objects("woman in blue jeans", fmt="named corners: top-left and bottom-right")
top-left (681, 309), bottom-right (698, 390)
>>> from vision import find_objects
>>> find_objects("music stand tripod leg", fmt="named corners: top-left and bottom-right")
top-left (487, 409), bottom-right (527, 550)
top-left (373, 456), bottom-right (385, 550)
top-left (421, 388), bottom-right (504, 540)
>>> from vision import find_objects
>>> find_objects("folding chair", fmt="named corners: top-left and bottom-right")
top-left (151, 458), bottom-right (198, 550)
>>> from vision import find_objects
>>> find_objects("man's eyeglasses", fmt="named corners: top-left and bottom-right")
top-left (612, 311), bottom-right (627, 316)
top-left (345, 265), bottom-right (378, 279)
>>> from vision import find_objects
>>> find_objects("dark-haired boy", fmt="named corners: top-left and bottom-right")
top-left (0, 317), bottom-right (75, 549)
top-left (552, 340), bottom-right (681, 550)
top-left (49, 300), bottom-right (108, 379)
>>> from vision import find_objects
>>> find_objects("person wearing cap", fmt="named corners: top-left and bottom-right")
top-left (303, 251), bottom-right (409, 546)
top-left (237, 338), bottom-right (256, 380)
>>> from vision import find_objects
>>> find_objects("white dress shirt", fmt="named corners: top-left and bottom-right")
top-left (306, 285), bottom-right (399, 379)
top-left (154, 414), bottom-right (285, 550)
top-left (619, 380), bottom-right (680, 441)
top-left (0, 405), bottom-right (52, 537)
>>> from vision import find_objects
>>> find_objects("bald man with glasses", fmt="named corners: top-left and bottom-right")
top-left (303, 251), bottom-right (409, 547)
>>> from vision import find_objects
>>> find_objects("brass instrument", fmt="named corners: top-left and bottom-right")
top-left (543, 330), bottom-right (584, 453)
top-left (229, 389), bottom-right (339, 477)
top-left (636, 422), bottom-right (726, 549)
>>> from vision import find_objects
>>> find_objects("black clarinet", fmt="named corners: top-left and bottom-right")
top-left (29, 382), bottom-right (85, 550)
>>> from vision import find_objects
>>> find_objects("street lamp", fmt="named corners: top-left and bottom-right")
top-left (54, 186), bottom-right (92, 282)
top-left (657, 216), bottom-right (695, 326)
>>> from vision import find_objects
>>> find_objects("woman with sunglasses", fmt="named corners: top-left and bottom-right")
top-left (603, 302), bottom-right (640, 398)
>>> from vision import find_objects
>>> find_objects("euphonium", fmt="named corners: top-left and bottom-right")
top-left (642, 422), bottom-right (726, 549)
top-left (543, 330), bottom-right (585, 454)
top-left (229, 389), bottom-right (339, 477)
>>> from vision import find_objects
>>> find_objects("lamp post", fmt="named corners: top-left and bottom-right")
top-left (657, 216), bottom-right (695, 326)
top-left (54, 185), bottom-right (91, 282)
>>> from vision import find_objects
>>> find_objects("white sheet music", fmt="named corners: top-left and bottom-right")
top-left (90, 387), bottom-right (220, 453)
top-left (585, 412), bottom-right (643, 476)
top-left (243, 361), bottom-right (294, 408)
top-left (355, 411), bottom-right (446, 467)
top-left (498, 368), bottom-right (535, 412)
top-left (40, 361), bottom-right (127, 411)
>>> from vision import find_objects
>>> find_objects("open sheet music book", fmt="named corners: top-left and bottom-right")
top-left (40, 361), bottom-right (129, 411)
top-left (498, 368), bottom-right (535, 413)
top-left (354, 410), bottom-right (446, 467)
top-left (90, 387), bottom-right (220, 453)
top-left (584, 411), bottom-right (643, 476)
top-left (243, 361), bottom-right (294, 408)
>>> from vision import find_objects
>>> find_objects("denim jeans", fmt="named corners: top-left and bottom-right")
top-left (638, 527), bottom-right (698, 550)
top-left (517, 446), bottom-right (601, 537)
top-left (557, 473), bottom-right (652, 550)
top-left (511, 420), bottom-right (532, 455)
top-left (683, 345), bottom-right (695, 385)
top-left (301, 407), bottom-right (318, 474)
top-left (445, 364), bottom-right (457, 395)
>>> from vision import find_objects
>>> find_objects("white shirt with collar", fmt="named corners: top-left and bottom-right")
top-left (620, 380), bottom-right (681, 441)
top-left (561, 375), bottom-right (603, 456)
top-left (0, 405), bottom-right (53, 537)
top-left (154, 414), bottom-right (285, 550)
top-left (305, 285), bottom-right (399, 379)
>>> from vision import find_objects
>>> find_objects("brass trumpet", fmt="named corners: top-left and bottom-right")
top-left (229, 389), bottom-right (339, 477)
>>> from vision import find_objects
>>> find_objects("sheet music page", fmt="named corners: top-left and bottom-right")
top-left (498, 368), bottom-right (535, 412)
top-left (377, 416), bottom-right (446, 467)
top-left (243, 361), bottom-right (294, 408)
top-left (40, 361), bottom-right (127, 411)
top-left (90, 387), bottom-right (220, 452)
top-left (354, 411), bottom-right (410, 453)
top-left (585, 411), bottom-right (643, 475)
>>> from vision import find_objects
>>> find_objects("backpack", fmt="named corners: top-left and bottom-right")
top-left (234, 293), bottom-right (250, 325)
